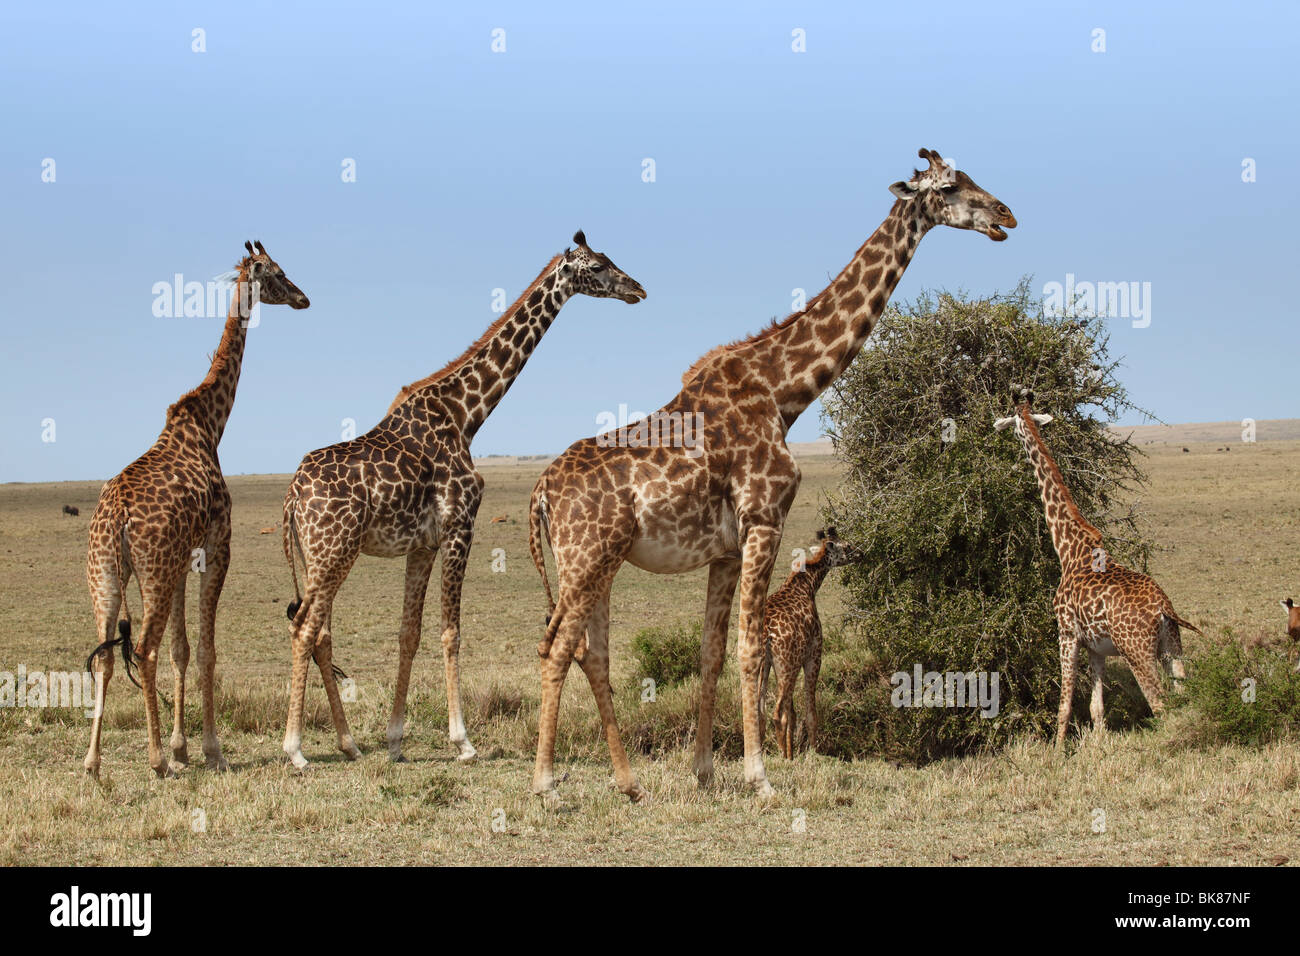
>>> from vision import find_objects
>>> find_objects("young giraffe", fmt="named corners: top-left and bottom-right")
top-left (993, 387), bottom-right (1198, 745)
top-left (528, 149), bottom-right (1016, 801)
top-left (760, 528), bottom-right (862, 759)
top-left (280, 232), bottom-right (645, 769)
top-left (83, 241), bottom-right (310, 778)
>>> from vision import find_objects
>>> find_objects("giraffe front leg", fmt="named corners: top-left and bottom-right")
top-left (693, 558), bottom-right (739, 786)
top-left (1056, 630), bottom-right (1080, 748)
top-left (737, 525), bottom-right (781, 796)
top-left (196, 532), bottom-right (230, 771)
top-left (167, 577), bottom-right (189, 767)
top-left (1087, 649), bottom-right (1106, 732)
top-left (438, 532), bottom-right (478, 762)
top-left (386, 549), bottom-right (434, 763)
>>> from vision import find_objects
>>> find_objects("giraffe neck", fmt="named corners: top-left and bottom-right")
top-left (170, 269), bottom-right (255, 443)
top-left (1014, 411), bottom-right (1100, 568)
top-left (754, 199), bottom-right (931, 429)
top-left (387, 256), bottom-right (569, 440)
top-left (787, 556), bottom-right (834, 596)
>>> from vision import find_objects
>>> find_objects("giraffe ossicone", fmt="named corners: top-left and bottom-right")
top-left (527, 148), bottom-right (1016, 803)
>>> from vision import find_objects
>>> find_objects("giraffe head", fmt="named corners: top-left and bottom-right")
top-left (239, 240), bottom-right (311, 309)
top-left (557, 231), bottom-right (647, 304)
top-left (889, 148), bottom-right (1017, 241)
top-left (808, 527), bottom-right (864, 569)
top-left (993, 386), bottom-right (1053, 433)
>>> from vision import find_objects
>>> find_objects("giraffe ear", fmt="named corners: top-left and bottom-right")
top-left (573, 230), bottom-right (588, 247)
top-left (1283, 599), bottom-right (1294, 611)
top-left (827, 526), bottom-right (838, 539)
top-left (815, 529), bottom-right (826, 540)
top-left (244, 240), bottom-right (255, 256)
top-left (993, 415), bottom-right (1016, 432)
top-left (889, 181), bottom-right (918, 200)
top-left (1032, 414), bottom-right (1054, 426)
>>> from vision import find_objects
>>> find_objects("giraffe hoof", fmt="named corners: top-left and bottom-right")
top-left (751, 779), bottom-right (775, 799)
top-left (170, 739), bottom-right (189, 766)
top-left (390, 753), bottom-right (408, 764)
top-left (453, 739), bottom-right (478, 763)
top-left (287, 752), bottom-right (310, 771)
top-left (625, 783), bottom-right (651, 805)
top-left (160, 762), bottom-right (182, 778)
top-left (341, 743), bottom-right (362, 761)
top-left (537, 788), bottom-right (564, 811)
top-left (205, 755), bottom-right (230, 772)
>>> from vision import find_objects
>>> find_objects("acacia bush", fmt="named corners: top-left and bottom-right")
top-left (820, 280), bottom-right (1156, 760)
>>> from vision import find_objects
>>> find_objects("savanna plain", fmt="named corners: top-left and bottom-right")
top-left (1, 426), bottom-right (1298, 866)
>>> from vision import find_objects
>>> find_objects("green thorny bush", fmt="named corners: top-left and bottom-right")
top-left (818, 279), bottom-right (1161, 761)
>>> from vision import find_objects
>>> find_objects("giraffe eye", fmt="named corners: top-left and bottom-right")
top-left (591, 263), bottom-right (605, 272)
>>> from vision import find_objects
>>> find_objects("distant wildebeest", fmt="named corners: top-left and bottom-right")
top-left (63, 505), bottom-right (80, 517)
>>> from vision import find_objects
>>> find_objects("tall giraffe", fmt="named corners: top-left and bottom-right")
top-left (527, 149), bottom-right (1016, 801)
top-left (280, 231), bottom-right (645, 769)
top-left (993, 386), bottom-right (1197, 745)
top-left (83, 241), bottom-right (310, 778)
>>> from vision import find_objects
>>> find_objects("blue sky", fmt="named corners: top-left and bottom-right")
top-left (1, 1), bottom-right (1295, 483)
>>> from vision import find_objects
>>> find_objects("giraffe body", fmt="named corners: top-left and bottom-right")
top-left (83, 241), bottom-right (309, 778)
top-left (760, 529), bottom-right (861, 759)
top-left (280, 233), bottom-right (644, 769)
top-left (528, 150), bottom-right (1016, 801)
top-left (994, 389), bottom-right (1197, 745)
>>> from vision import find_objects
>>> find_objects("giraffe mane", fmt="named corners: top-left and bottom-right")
top-left (1018, 406), bottom-right (1103, 541)
top-left (679, 241), bottom-right (868, 386)
top-left (387, 253), bottom-right (564, 414)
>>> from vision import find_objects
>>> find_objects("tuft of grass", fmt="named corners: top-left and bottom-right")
top-left (1171, 629), bottom-right (1300, 746)
top-left (630, 621), bottom-right (702, 688)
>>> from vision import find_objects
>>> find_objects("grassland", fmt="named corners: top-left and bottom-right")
top-left (0, 438), bottom-right (1297, 866)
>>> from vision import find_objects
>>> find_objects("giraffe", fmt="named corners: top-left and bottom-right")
top-left (527, 149), bottom-right (1016, 801)
top-left (760, 528), bottom-right (863, 760)
top-left (993, 386), bottom-right (1198, 745)
top-left (83, 241), bottom-right (310, 778)
top-left (279, 231), bottom-right (645, 769)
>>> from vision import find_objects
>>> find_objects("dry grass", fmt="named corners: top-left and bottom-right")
top-left (1, 442), bottom-right (1298, 866)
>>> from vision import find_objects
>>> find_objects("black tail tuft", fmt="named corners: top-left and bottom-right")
top-left (544, 613), bottom-right (552, 626)
top-left (287, 598), bottom-right (302, 621)
top-left (117, 619), bottom-right (131, 641)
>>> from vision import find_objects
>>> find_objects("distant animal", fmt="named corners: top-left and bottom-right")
top-left (994, 386), bottom-right (1200, 745)
top-left (760, 528), bottom-right (863, 759)
top-left (63, 505), bottom-right (80, 517)
top-left (490, 515), bottom-right (508, 524)
top-left (1281, 599), bottom-right (1300, 670)
top-left (1181, 447), bottom-right (1189, 453)
top-left (259, 526), bottom-right (277, 535)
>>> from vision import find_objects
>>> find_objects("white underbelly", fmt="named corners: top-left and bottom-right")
top-left (1083, 635), bottom-right (1117, 656)
top-left (625, 504), bottom-right (740, 574)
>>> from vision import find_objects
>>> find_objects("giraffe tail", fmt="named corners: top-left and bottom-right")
top-left (284, 495), bottom-right (305, 622)
top-left (1164, 611), bottom-right (1201, 636)
top-left (528, 480), bottom-right (556, 617)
